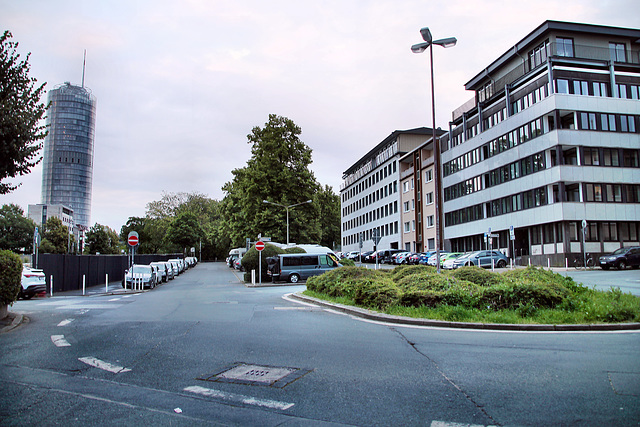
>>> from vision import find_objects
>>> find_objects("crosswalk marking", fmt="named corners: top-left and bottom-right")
top-left (184, 385), bottom-right (294, 410)
top-left (51, 335), bottom-right (71, 347)
top-left (78, 357), bottom-right (132, 373)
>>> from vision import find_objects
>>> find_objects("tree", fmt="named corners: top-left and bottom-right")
top-left (0, 31), bottom-right (48, 194)
top-left (314, 185), bottom-right (341, 250)
top-left (85, 223), bottom-right (121, 254)
top-left (0, 204), bottom-right (36, 253)
top-left (166, 211), bottom-right (204, 252)
top-left (221, 114), bottom-right (322, 247)
top-left (40, 217), bottom-right (69, 254)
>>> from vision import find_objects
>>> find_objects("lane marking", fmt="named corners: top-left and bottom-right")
top-left (56, 304), bottom-right (123, 310)
top-left (51, 335), bottom-right (71, 347)
top-left (108, 298), bottom-right (121, 302)
top-left (78, 357), bottom-right (132, 373)
top-left (184, 385), bottom-right (294, 410)
top-left (431, 422), bottom-right (491, 427)
top-left (57, 318), bottom-right (74, 327)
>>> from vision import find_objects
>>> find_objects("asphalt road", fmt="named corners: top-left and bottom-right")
top-left (2, 262), bottom-right (639, 426)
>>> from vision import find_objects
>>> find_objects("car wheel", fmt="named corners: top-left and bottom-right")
top-left (465, 262), bottom-right (473, 267)
top-left (497, 260), bottom-right (506, 268)
top-left (289, 273), bottom-right (300, 284)
top-left (617, 261), bottom-right (627, 270)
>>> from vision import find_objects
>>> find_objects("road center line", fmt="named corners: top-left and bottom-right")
top-left (78, 357), bottom-right (132, 373)
top-left (184, 385), bottom-right (294, 410)
top-left (51, 335), bottom-right (71, 347)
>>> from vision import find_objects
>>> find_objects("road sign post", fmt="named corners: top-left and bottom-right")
top-left (372, 229), bottom-right (381, 270)
top-left (127, 231), bottom-right (139, 267)
top-left (255, 240), bottom-right (265, 285)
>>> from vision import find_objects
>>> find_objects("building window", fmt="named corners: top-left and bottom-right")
top-left (425, 192), bottom-right (433, 205)
top-left (556, 79), bottom-right (570, 94)
top-left (427, 215), bottom-right (434, 228)
top-left (425, 169), bottom-right (433, 182)
top-left (403, 181), bottom-right (410, 193)
top-left (593, 82), bottom-right (608, 97)
top-left (403, 201), bottom-right (410, 212)
top-left (557, 37), bottom-right (574, 57)
top-left (585, 184), bottom-right (603, 202)
top-left (404, 222), bottom-right (410, 233)
top-left (609, 42), bottom-right (626, 62)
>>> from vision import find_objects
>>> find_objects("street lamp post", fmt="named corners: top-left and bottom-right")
top-left (411, 27), bottom-right (456, 274)
top-left (263, 199), bottom-right (313, 245)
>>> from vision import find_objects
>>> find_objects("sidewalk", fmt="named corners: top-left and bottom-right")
top-left (46, 280), bottom-right (146, 298)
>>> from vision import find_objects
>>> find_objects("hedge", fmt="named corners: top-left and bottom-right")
top-left (0, 250), bottom-right (22, 307)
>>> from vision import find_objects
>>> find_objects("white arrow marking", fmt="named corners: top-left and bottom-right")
top-left (184, 386), bottom-right (294, 410)
top-left (51, 335), bottom-right (71, 347)
top-left (57, 319), bottom-right (74, 327)
top-left (78, 357), bottom-right (132, 373)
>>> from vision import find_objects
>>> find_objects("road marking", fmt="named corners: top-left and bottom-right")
top-left (51, 335), bottom-right (71, 347)
top-left (184, 385), bottom-right (294, 410)
top-left (78, 357), bottom-right (132, 373)
top-left (56, 304), bottom-right (123, 310)
top-left (57, 318), bottom-right (74, 327)
top-left (108, 298), bottom-right (121, 302)
top-left (431, 422), bottom-right (493, 427)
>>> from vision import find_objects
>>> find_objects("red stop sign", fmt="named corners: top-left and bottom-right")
top-left (255, 241), bottom-right (265, 251)
top-left (128, 235), bottom-right (139, 246)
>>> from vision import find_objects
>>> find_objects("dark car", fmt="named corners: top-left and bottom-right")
top-left (598, 246), bottom-right (640, 270)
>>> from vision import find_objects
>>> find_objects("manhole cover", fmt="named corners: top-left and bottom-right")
top-left (199, 363), bottom-right (311, 388)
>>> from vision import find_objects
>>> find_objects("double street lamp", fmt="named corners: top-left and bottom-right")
top-left (263, 199), bottom-right (313, 245)
top-left (411, 27), bottom-right (457, 274)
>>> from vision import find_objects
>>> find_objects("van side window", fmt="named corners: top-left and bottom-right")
top-left (301, 256), bottom-right (317, 266)
top-left (320, 255), bottom-right (338, 267)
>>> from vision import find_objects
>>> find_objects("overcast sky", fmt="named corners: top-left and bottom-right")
top-left (2, 0), bottom-right (638, 232)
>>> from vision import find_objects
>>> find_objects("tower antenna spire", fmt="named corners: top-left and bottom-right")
top-left (82, 49), bottom-right (86, 88)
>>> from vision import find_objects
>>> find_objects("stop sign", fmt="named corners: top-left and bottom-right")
top-left (255, 241), bottom-right (265, 251)
top-left (127, 231), bottom-right (139, 247)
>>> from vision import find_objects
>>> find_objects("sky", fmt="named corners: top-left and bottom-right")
top-left (2, 0), bottom-right (638, 232)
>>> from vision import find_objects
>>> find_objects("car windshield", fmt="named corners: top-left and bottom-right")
top-left (132, 266), bottom-right (151, 274)
top-left (612, 248), bottom-right (628, 255)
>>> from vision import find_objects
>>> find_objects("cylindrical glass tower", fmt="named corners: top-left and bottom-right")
top-left (41, 82), bottom-right (97, 229)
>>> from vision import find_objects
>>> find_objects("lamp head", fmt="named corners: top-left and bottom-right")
top-left (419, 27), bottom-right (432, 43)
top-left (434, 37), bottom-right (457, 48)
top-left (411, 42), bottom-right (430, 54)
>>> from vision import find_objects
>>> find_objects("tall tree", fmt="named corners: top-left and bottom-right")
top-left (314, 185), bottom-right (341, 250)
top-left (0, 203), bottom-right (36, 253)
top-left (40, 217), bottom-right (69, 254)
top-left (85, 223), bottom-right (120, 254)
top-left (0, 31), bottom-right (48, 194)
top-left (166, 211), bottom-right (204, 252)
top-left (221, 114), bottom-right (322, 246)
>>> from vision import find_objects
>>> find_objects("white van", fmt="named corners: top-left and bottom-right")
top-left (227, 247), bottom-right (247, 268)
top-left (266, 253), bottom-right (341, 283)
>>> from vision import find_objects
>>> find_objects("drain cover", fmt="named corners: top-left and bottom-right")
top-left (199, 363), bottom-right (311, 388)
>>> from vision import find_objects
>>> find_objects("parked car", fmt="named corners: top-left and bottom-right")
top-left (19, 267), bottom-right (46, 299)
top-left (439, 252), bottom-right (463, 269)
top-left (168, 258), bottom-right (185, 274)
top-left (427, 251), bottom-right (450, 266)
top-left (122, 264), bottom-right (157, 289)
top-left (161, 261), bottom-right (175, 280)
top-left (394, 252), bottom-right (412, 264)
top-left (150, 262), bottom-right (169, 283)
top-left (417, 252), bottom-right (435, 265)
top-left (233, 257), bottom-right (243, 271)
top-left (444, 253), bottom-right (469, 269)
top-left (267, 253), bottom-right (341, 283)
top-left (347, 251), bottom-right (361, 260)
top-left (452, 250), bottom-right (508, 269)
top-left (598, 246), bottom-right (640, 270)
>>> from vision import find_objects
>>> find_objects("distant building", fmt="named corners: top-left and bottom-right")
top-left (41, 82), bottom-right (97, 229)
top-left (440, 20), bottom-right (640, 264)
top-left (28, 203), bottom-right (74, 229)
top-left (340, 128), bottom-right (444, 253)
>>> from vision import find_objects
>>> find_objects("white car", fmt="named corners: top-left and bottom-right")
top-left (20, 267), bottom-right (47, 299)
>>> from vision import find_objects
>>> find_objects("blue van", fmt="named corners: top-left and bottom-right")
top-left (267, 253), bottom-right (341, 283)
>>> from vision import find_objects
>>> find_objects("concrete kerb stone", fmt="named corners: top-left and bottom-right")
top-left (0, 311), bottom-right (25, 334)
top-left (289, 292), bottom-right (640, 332)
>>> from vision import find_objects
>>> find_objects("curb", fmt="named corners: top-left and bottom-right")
top-left (0, 312), bottom-right (25, 334)
top-left (289, 292), bottom-right (640, 332)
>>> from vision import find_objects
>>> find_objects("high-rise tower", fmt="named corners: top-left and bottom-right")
top-left (41, 82), bottom-right (97, 229)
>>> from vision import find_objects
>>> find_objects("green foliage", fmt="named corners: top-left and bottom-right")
top-left (0, 204), bottom-right (36, 253)
top-left (221, 115), bottom-right (339, 249)
top-left (41, 217), bottom-right (69, 254)
top-left (0, 31), bottom-right (49, 194)
top-left (304, 265), bottom-right (640, 324)
top-left (450, 266), bottom-right (501, 287)
top-left (166, 211), bottom-right (204, 251)
top-left (241, 243), bottom-right (284, 281)
top-left (284, 247), bottom-right (307, 254)
top-left (85, 223), bottom-right (121, 254)
top-left (0, 250), bottom-right (22, 306)
top-left (339, 258), bottom-right (355, 266)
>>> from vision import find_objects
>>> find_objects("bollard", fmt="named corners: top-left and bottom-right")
top-left (565, 258), bottom-right (568, 270)
top-left (528, 258), bottom-right (531, 266)
top-left (83, 275), bottom-right (86, 295)
top-left (252, 269), bottom-right (256, 285)
top-left (50, 275), bottom-right (54, 297)
top-left (548, 258), bottom-right (550, 270)
top-left (106, 274), bottom-right (109, 293)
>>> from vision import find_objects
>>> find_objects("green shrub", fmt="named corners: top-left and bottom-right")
top-left (480, 281), bottom-right (569, 310)
top-left (284, 247), bottom-right (307, 254)
top-left (0, 250), bottom-right (22, 307)
top-left (307, 266), bottom-right (381, 298)
top-left (449, 266), bottom-right (500, 287)
top-left (353, 275), bottom-right (400, 310)
top-left (339, 258), bottom-right (355, 266)
top-left (241, 243), bottom-right (284, 282)
top-left (397, 273), bottom-right (482, 308)
top-left (389, 264), bottom-right (435, 282)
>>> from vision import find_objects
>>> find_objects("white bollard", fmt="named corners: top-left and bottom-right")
top-left (83, 275), bottom-right (86, 295)
top-left (548, 258), bottom-right (550, 270)
top-left (528, 258), bottom-right (531, 266)
top-left (510, 259), bottom-right (513, 269)
top-left (492, 258), bottom-right (495, 271)
top-left (565, 258), bottom-right (568, 270)
top-left (106, 274), bottom-right (109, 293)
top-left (50, 275), bottom-right (54, 297)
top-left (252, 269), bottom-right (256, 285)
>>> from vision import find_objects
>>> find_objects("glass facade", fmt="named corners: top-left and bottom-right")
top-left (41, 83), bottom-right (97, 228)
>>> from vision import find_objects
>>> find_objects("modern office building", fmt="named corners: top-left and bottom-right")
top-left (340, 128), bottom-right (444, 253)
top-left (27, 203), bottom-right (74, 229)
top-left (41, 82), bottom-right (97, 229)
top-left (439, 21), bottom-right (640, 264)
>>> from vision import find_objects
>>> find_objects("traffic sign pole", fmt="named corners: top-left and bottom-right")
top-left (255, 239), bottom-right (265, 286)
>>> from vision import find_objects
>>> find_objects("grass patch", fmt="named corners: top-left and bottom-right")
top-left (304, 265), bottom-right (640, 325)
